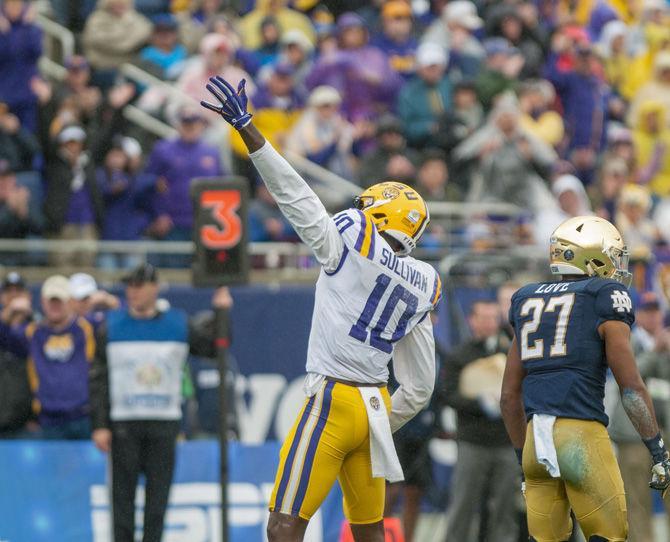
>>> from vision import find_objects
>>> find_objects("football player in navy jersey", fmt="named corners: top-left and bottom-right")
top-left (501, 216), bottom-right (670, 542)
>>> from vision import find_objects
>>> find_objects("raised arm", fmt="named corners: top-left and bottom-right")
top-left (389, 314), bottom-right (436, 432)
top-left (201, 77), bottom-right (344, 271)
top-left (601, 320), bottom-right (670, 493)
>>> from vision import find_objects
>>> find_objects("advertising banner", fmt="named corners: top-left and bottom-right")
top-left (0, 440), bottom-right (343, 542)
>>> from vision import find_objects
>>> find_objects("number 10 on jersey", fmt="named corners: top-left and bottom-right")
top-left (349, 273), bottom-right (418, 354)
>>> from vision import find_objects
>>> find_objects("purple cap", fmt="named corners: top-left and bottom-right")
top-left (65, 55), bottom-right (89, 71)
top-left (274, 63), bottom-right (296, 77)
top-left (483, 37), bottom-right (517, 57)
top-left (336, 12), bottom-right (365, 33)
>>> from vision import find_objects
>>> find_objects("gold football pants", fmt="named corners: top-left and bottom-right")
top-left (269, 380), bottom-right (392, 524)
top-left (523, 418), bottom-right (627, 542)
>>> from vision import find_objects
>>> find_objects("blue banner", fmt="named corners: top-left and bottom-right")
top-left (0, 440), bottom-right (343, 542)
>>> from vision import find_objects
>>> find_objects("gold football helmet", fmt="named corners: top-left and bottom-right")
top-left (549, 216), bottom-right (632, 287)
top-left (353, 182), bottom-right (429, 256)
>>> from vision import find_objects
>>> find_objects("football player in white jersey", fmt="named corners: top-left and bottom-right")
top-left (202, 77), bottom-right (441, 542)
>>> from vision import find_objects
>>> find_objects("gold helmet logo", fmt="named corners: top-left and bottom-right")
top-left (382, 186), bottom-right (400, 200)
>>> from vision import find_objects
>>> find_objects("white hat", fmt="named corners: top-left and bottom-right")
top-left (308, 85), bottom-right (342, 107)
top-left (280, 29), bottom-right (314, 53)
top-left (41, 275), bottom-right (71, 301)
top-left (57, 125), bottom-right (86, 144)
top-left (416, 42), bottom-right (448, 67)
top-left (443, 1), bottom-right (483, 30)
top-left (121, 137), bottom-right (142, 160)
top-left (69, 273), bottom-right (98, 300)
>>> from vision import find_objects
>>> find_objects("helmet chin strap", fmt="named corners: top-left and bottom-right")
top-left (379, 231), bottom-right (405, 254)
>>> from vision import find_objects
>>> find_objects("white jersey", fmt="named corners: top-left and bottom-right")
top-left (308, 208), bottom-right (440, 384)
top-left (250, 142), bottom-right (439, 431)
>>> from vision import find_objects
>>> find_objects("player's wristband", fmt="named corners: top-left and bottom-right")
top-left (514, 448), bottom-right (523, 466)
top-left (643, 433), bottom-right (668, 464)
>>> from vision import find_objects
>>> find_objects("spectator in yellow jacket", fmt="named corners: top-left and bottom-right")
top-left (518, 79), bottom-right (564, 148)
top-left (238, 0), bottom-right (315, 50)
top-left (597, 20), bottom-right (647, 99)
top-left (633, 100), bottom-right (670, 196)
top-left (628, 51), bottom-right (670, 129)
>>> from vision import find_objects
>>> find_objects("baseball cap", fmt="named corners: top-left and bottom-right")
top-left (57, 125), bottom-right (87, 144)
top-left (152, 13), bottom-right (178, 31)
top-left (273, 63), bottom-right (296, 77)
top-left (443, 1), bottom-right (483, 30)
top-left (382, 1), bottom-right (412, 19)
top-left (308, 85), bottom-right (341, 107)
top-left (376, 113), bottom-right (403, 135)
top-left (121, 136), bottom-right (142, 159)
top-left (416, 42), bottom-right (448, 67)
top-left (65, 55), bottom-right (89, 71)
top-left (69, 273), bottom-right (98, 301)
top-left (199, 33), bottom-right (232, 56)
top-left (483, 37), bottom-right (518, 57)
top-left (122, 263), bottom-right (159, 285)
top-left (41, 275), bottom-right (71, 301)
top-left (178, 105), bottom-right (205, 123)
top-left (1, 271), bottom-right (25, 290)
top-left (280, 30), bottom-right (314, 52)
top-left (336, 12), bottom-right (365, 33)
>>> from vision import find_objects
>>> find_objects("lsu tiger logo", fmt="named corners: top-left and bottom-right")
top-left (44, 334), bottom-right (75, 363)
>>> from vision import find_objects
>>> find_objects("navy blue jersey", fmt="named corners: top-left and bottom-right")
top-left (509, 277), bottom-right (635, 425)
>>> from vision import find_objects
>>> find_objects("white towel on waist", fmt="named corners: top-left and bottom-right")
top-left (359, 386), bottom-right (404, 483)
top-left (533, 414), bottom-right (561, 478)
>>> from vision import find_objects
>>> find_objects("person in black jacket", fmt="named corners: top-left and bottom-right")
top-left (438, 299), bottom-right (520, 542)
top-left (43, 124), bottom-right (103, 267)
top-left (39, 82), bottom-right (136, 267)
top-left (0, 272), bottom-right (33, 438)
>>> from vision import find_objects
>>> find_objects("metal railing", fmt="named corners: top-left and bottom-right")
top-left (119, 64), bottom-right (360, 203)
top-left (35, 12), bottom-right (74, 61)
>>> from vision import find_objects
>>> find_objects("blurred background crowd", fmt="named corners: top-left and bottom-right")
top-left (1, 1), bottom-right (670, 539)
top-left (0, 0), bottom-right (667, 278)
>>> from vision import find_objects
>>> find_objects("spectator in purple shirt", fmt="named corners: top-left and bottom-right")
top-left (145, 104), bottom-right (223, 266)
top-left (0, 0), bottom-right (42, 132)
top-left (96, 138), bottom-right (152, 269)
top-left (306, 12), bottom-right (403, 125)
top-left (0, 275), bottom-right (97, 440)
top-left (370, 0), bottom-right (418, 81)
top-left (544, 35), bottom-right (610, 184)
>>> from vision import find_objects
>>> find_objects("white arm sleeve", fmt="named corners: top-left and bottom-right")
top-left (249, 142), bottom-right (344, 272)
top-left (389, 314), bottom-right (436, 433)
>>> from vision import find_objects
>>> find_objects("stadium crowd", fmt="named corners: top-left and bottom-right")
top-left (0, 0), bottom-right (667, 270)
top-left (2, 0), bottom-right (670, 540)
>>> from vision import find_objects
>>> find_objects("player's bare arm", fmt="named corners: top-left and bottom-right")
top-left (601, 319), bottom-right (670, 493)
top-left (500, 336), bottom-right (527, 456)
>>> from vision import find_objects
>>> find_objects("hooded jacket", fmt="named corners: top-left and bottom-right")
top-left (628, 52), bottom-right (670, 130)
